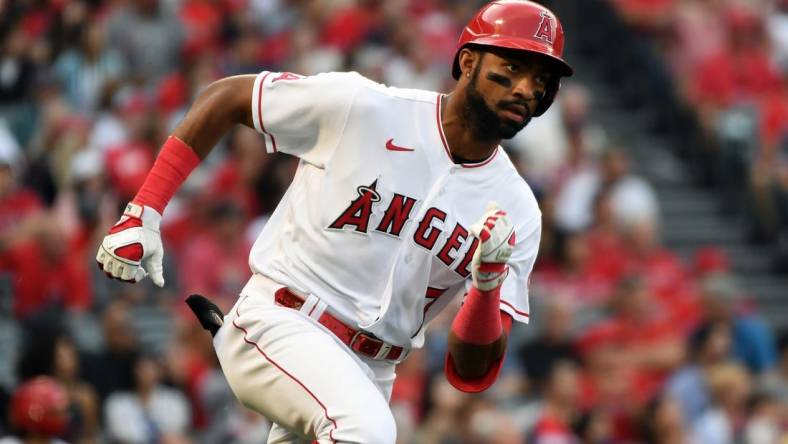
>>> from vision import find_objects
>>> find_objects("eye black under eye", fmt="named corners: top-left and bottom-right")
top-left (486, 72), bottom-right (512, 87)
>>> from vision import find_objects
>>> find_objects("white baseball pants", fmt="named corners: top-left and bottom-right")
top-left (212, 275), bottom-right (398, 444)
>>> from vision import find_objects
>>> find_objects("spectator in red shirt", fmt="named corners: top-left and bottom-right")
top-left (103, 93), bottom-right (156, 201)
top-left (622, 218), bottom-right (690, 305)
top-left (179, 200), bottom-right (250, 311)
top-left (5, 216), bottom-right (93, 318)
top-left (534, 230), bottom-right (618, 307)
top-left (0, 124), bottom-right (41, 240)
top-left (691, 7), bottom-right (781, 117)
top-left (666, 0), bottom-right (727, 91)
top-left (321, 0), bottom-right (385, 54)
top-left (580, 276), bottom-right (685, 406)
top-left (179, 0), bottom-right (224, 60)
top-left (585, 189), bottom-right (631, 285)
top-left (0, 132), bottom-right (92, 317)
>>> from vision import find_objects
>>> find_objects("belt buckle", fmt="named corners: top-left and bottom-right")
top-left (349, 330), bottom-right (364, 350)
top-left (349, 331), bottom-right (392, 361)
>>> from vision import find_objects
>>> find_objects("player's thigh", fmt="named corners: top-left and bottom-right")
top-left (214, 296), bottom-right (396, 443)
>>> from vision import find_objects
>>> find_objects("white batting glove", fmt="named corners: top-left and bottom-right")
top-left (96, 202), bottom-right (165, 287)
top-left (469, 202), bottom-right (515, 292)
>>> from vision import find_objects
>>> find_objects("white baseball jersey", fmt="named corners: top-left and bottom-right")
top-left (248, 71), bottom-right (542, 348)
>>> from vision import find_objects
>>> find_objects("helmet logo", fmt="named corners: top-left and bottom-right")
top-left (534, 12), bottom-right (554, 44)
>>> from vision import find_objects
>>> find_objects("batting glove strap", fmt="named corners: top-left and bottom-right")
top-left (123, 202), bottom-right (161, 230)
top-left (472, 253), bottom-right (509, 293)
top-left (469, 202), bottom-right (515, 292)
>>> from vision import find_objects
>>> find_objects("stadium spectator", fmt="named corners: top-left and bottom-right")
top-left (81, 300), bottom-right (140, 402)
top-left (554, 147), bottom-right (659, 233)
top-left (104, 0), bottom-right (184, 82)
top-left (52, 21), bottom-right (125, 115)
top-left (463, 397), bottom-right (525, 444)
top-left (413, 377), bottom-right (467, 444)
top-left (578, 276), bottom-right (684, 408)
top-left (15, 329), bottom-right (98, 442)
top-left (180, 200), bottom-right (251, 311)
top-left (664, 0), bottom-right (727, 91)
top-left (691, 362), bottom-right (752, 444)
top-left (697, 274), bottom-right (778, 374)
top-left (638, 395), bottom-right (694, 444)
top-left (102, 92), bottom-right (157, 202)
top-left (0, 20), bottom-right (39, 146)
top-left (532, 230), bottom-right (617, 306)
top-left (743, 392), bottom-right (782, 444)
top-left (104, 353), bottom-right (191, 444)
top-left (665, 321), bottom-right (733, 423)
top-left (3, 214), bottom-right (92, 319)
top-left (690, 7), bottom-right (780, 113)
top-left (0, 377), bottom-right (70, 444)
top-left (517, 297), bottom-right (581, 388)
top-left (526, 360), bottom-right (582, 443)
top-left (572, 408), bottom-right (614, 444)
top-left (760, 329), bottom-right (788, 403)
top-left (508, 83), bottom-right (605, 190)
top-left (767, 0), bottom-right (788, 70)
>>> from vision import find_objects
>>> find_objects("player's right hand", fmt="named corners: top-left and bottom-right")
top-left (96, 202), bottom-right (165, 287)
top-left (469, 202), bottom-right (516, 292)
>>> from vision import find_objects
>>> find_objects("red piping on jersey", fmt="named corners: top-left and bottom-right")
top-left (233, 298), bottom-right (337, 443)
top-left (501, 299), bottom-right (529, 317)
top-left (426, 286), bottom-right (446, 298)
top-left (435, 94), bottom-right (498, 169)
top-left (435, 94), bottom-right (454, 161)
top-left (412, 287), bottom-right (448, 339)
top-left (423, 286), bottom-right (447, 315)
top-left (257, 72), bottom-right (278, 153)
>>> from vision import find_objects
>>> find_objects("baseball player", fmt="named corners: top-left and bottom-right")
top-left (95, 1), bottom-right (573, 443)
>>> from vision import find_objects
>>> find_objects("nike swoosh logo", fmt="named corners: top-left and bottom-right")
top-left (385, 138), bottom-right (415, 152)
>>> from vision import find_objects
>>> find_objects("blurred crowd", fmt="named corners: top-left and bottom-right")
top-left (611, 0), bottom-right (788, 264)
top-left (0, 0), bottom-right (785, 443)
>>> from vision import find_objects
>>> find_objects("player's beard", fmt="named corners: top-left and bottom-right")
top-left (463, 61), bottom-right (531, 141)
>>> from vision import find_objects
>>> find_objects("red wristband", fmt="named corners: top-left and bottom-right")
top-left (450, 285), bottom-right (503, 345)
top-left (132, 136), bottom-right (200, 214)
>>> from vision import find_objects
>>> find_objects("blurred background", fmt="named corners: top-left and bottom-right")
top-left (0, 0), bottom-right (786, 443)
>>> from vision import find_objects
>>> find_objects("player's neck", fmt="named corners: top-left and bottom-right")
top-left (440, 93), bottom-right (500, 164)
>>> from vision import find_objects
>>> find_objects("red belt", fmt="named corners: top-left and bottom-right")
top-left (274, 288), bottom-right (407, 361)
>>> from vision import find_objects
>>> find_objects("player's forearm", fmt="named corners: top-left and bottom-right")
top-left (446, 284), bottom-right (509, 379)
top-left (172, 76), bottom-right (255, 159)
top-left (447, 331), bottom-right (507, 378)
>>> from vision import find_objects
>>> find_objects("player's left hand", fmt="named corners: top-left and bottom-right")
top-left (469, 202), bottom-right (515, 292)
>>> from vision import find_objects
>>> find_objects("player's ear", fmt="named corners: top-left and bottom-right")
top-left (458, 48), bottom-right (481, 78)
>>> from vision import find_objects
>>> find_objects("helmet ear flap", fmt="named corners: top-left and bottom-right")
top-left (534, 77), bottom-right (560, 117)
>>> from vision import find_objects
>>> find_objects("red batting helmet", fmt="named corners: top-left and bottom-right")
top-left (452, 0), bottom-right (573, 116)
top-left (10, 377), bottom-right (69, 437)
